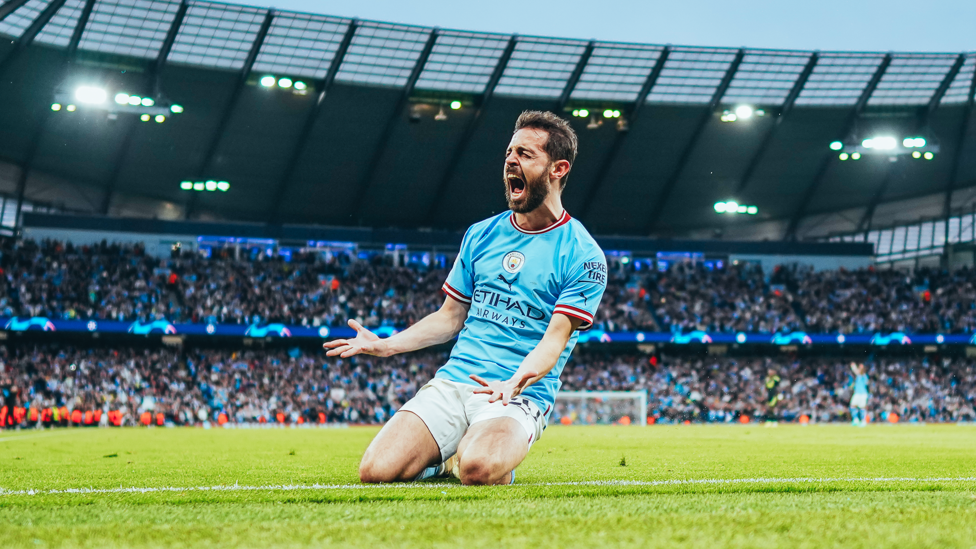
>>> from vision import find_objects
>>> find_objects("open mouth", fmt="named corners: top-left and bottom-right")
top-left (507, 174), bottom-right (526, 199)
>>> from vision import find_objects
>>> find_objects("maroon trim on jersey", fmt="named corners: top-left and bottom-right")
top-left (442, 282), bottom-right (472, 304)
top-left (509, 210), bottom-right (571, 234)
top-left (553, 304), bottom-right (594, 330)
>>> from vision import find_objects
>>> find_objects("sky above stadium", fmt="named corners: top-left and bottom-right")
top-left (228, 0), bottom-right (974, 53)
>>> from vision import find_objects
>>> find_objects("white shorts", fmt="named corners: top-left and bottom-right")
top-left (850, 393), bottom-right (868, 409)
top-left (399, 378), bottom-right (547, 462)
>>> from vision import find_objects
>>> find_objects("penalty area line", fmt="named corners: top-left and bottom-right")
top-left (1, 477), bottom-right (975, 497)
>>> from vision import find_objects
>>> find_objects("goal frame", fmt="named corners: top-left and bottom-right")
top-left (554, 390), bottom-right (648, 426)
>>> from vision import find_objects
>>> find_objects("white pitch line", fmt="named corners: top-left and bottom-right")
top-left (1, 477), bottom-right (974, 497)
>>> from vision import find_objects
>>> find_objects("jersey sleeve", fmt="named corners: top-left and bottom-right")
top-left (553, 246), bottom-right (607, 331)
top-left (442, 226), bottom-right (476, 305)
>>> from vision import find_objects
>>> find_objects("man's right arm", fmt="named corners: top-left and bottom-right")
top-left (323, 296), bottom-right (469, 358)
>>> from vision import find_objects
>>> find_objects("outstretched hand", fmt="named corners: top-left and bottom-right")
top-left (470, 371), bottom-right (538, 405)
top-left (323, 320), bottom-right (389, 358)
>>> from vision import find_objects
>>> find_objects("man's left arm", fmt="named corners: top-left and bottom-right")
top-left (470, 313), bottom-right (581, 404)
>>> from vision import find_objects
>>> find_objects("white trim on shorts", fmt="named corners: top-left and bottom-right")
top-left (399, 378), bottom-right (547, 461)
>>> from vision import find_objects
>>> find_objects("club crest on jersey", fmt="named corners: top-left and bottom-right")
top-left (502, 251), bottom-right (525, 274)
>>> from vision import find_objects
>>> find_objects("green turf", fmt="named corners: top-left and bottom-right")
top-left (1, 425), bottom-right (975, 548)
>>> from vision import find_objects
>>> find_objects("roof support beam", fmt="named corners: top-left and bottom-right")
top-left (67, 0), bottom-right (94, 53)
top-left (644, 48), bottom-right (745, 233)
top-left (784, 53), bottom-right (892, 240)
top-left (185, 9), bottom-right (274, 219)
top-left (267, 19), bottom-right (359, 223)
top-left (423, 34), bottom-right (517, 225)
top-left (0, 0), bottom-right (66, 76)
top-left (577, 46), bottom-right (670, 222)
top-left (12, 0), bottom-right (94, 227)
top-left (0, 0), bottom-right (30, 22)
top-left (101, 0), bottom-right (188, 214)
top-left (734, 52), bottom-right (819, 194)
top-left (943, 56), bottom-right (976, 230)
top-left (556, 39), bottom-right (595, 110)
top-left (856, 54), bottom-right (964, 233)
top-left (351, 28), bottom-right (440, 222)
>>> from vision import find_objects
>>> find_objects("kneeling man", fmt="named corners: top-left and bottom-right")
top-left (326, 111), bottom-right (606, 485)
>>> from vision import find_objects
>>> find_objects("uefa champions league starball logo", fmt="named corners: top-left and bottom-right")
top-left (503, 251), bottom-right (525, 274)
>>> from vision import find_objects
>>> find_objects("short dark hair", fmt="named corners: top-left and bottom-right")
top-left (514, 110), bottom-right (577, 189)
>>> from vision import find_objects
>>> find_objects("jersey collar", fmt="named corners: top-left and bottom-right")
top-left (509, 210), bottom-right (571, 235)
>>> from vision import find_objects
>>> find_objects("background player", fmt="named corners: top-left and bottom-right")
top-left (763, 367), bottom-right (782, 426)
top-left (850, 362), bottom-right (869, 427)
top-left (324, 111), bottom-right (607, 485)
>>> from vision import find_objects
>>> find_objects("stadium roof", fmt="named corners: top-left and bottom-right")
top-left (0, 0), bottom-right (975, 240)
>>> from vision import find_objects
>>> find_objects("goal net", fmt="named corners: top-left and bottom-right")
top-left (552, 391), bottom-right (648, 426)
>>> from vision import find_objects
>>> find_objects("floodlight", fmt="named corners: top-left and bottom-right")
top-left (572, 110), bottom-right (580, 117)
top-left (737, 205), bottom-right (747, 213)
top-left (140, 114), bottom-right (150, 122)
top-left (839, 153), bottom-right (849, 160)
top-left (924, 152), bottom-right (934, 160)
top-left (180, 181), bottom-right (193, 190)
top-left (913, 137), bottom-right (926, 147)
top-left (620, 256), bottom-right (630, 264)
top-left (155, 115), bottom-right (165, 123)
top-left (51, 103), bottom-right (61, 111)
top-left (865, 136), bottom-right (895, 150)
top-left (726, 113), bottom-right (737, 122)
top-left (193, 182), bottom-right (205, 191)
top-left (294, 81), bottom-right (307, 91)
top-left (217, 181), bottom-right (230, 191)
top-left (603, 109), bottom-right (614, 118)
top-left (613, 110), bottom-right (620, 118)
top-left (170, 104), bottom-right (184, 114)
top-left (66, 104), bottom-right (76, 112)
top-left (205, 180), bottom-right (217, 191)
top-left (75, 86), bottom-right (106, 104)
top-left (903, 137), bottom-right (915, 148)
top-left (734, 105), bottom-right (753, 119)
top-left (714, 202), bottom-right (727, 213)
top-left (829, 141), bottom-right (843, 151)
top-left (578, 109), bottom-right (589, 117)
top-left (724, 201), bottom-right (738, 212)
top-left (260, 75), bottom-right (276, 87)
top-left (450, 100), bottom-right (462, 110)
top-left (128, 96), bottom-right (142, 106)
top-left (912, 151), bottom-right (922, 159)
top-left (755, 109), bottom-right (765, 116)
top-left (746, 206), bottom-right (758, 215)
top-left (278, 77), bottom-right (293, 88)
top-left (851, 152), bottom-right (861, 160)
top-left (115, 93), bottom-right (129, 105)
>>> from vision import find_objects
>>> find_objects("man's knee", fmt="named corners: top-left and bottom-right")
top-left (359, 455), bottom-right (402, 483)
top-left (458, 453), bottom-right (506, 486)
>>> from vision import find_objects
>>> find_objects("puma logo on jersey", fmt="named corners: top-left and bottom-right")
top-left (497, 273), bottom-right (519, 291)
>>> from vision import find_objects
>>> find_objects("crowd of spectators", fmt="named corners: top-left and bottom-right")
top-left (1, 346), bottom-right (973, 427)
top-left (3, 238), bottom-right (976, 334)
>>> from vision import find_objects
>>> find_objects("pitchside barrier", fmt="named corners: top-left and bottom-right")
top-left (553, 391), bottom-right (648, 426)
top-left (0, 317), bottom-right (969, 347)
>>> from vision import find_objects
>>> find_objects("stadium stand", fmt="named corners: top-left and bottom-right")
top-left (1, 346), bottom-right (973, 428)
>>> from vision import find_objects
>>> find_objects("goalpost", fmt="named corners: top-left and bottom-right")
top-left (553, 391), bottom-right (648, 426)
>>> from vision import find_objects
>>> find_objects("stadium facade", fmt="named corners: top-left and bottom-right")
top-left (0, 0), bottom-right (974, 246)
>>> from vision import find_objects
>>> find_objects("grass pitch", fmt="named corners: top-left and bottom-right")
top-left (1, 425), bottom-right (975, 548)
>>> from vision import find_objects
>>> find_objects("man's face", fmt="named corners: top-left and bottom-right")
top-left (504, 128), bottom-right (552, 213)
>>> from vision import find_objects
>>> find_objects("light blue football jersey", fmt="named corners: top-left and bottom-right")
top-left (437, 210), bottom-right (607, 416)
top-left (854, 374), bottom-right (869, 395)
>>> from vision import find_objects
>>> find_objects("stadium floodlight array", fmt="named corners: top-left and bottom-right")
top-left (571, 109), bottom-right (621, 118)
top-left (713, 201), bottom-right (758, 215)
top-left (719, 105), bottom-right (766, 122)
top-left (829, 135), bottom-right (938, 160)
top-left (50, 85), bottom-right (184, 123)
top-left (181, 180), bottom-right (230, 192)
top-left (258, 75), bottom-right (309, 94)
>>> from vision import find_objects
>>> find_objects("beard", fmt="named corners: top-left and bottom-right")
top-left (503, 170), bottom-right (550, 214)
